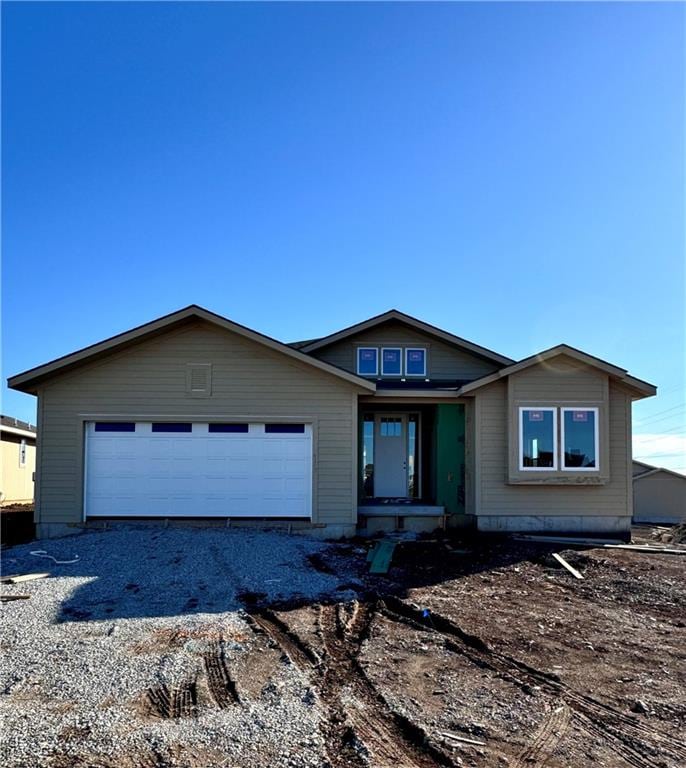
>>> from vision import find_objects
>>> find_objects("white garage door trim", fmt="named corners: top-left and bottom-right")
top-left (84, 421), bottom-right (313, 519)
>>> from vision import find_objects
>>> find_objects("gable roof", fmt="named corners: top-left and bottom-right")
top-left (7, 305), bottom-right (377, 395)
top-left (298, 309), bottom-right (515, 366)
top-left (632, 460), bottom-right (686, 481)
top-left (458, 344), bottom-right (656, 399)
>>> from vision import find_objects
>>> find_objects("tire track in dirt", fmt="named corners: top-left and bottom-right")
top-left (246, 609), bottom-right (322, 670)
top-left (246, 601), bottom-right (454, 768)
top-left (318, 602), bottom-right (451, 768)
top-left (381, 596), bottom-right (686, 768)
top-left (203, 642), bottom-right (240, 708)
top-left (145, 678), bottom-right (198, 719)
top-left (510, 704), bottom-right (570, 768)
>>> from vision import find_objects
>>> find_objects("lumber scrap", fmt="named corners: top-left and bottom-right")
top-left (0, 573), bottom-right (49, 584)
top-left (552, 553), bottom-right (583, 579)
top-left (369, 540), bottom-right (396, 574)
top-left (366, 542), bottom-right (380, 563)
top-left (440, 731), bottom-right (486, 746)
top-left (603, 544), bottom-right (686, 556)
top-left (513, 534), bottom-right (623, 546)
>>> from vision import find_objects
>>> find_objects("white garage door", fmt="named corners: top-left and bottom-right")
top-left (85, 422), bottom-right (312, 518)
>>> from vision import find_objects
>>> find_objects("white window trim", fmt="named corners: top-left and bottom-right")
top-left (519, 407), bottom-right (558, 471)
top-left (404, 347), bottom-right (427, 377)
top-left (19, 439), bottom-right (27, 468)
top-left (381, 347), bottom-right (403, 377)
top-left (560, 407), bottom-right (600, 472)
top-left (356, 347), bottom-right (379, 377)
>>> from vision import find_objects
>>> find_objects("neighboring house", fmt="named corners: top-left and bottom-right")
top-left (632, 460), bottom-right (686, 524)
top-left (7, 306), bottom-right (655, 539)
top-left (0, 415), bottom-right (37, 505)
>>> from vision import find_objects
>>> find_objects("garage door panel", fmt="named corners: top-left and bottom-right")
top-left (86, 422), bottom-right (312, 518)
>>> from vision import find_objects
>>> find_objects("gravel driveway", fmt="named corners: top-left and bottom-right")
top-left (0, 526), bottom-right (358, 767)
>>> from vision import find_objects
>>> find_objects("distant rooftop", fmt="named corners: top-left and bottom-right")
top-left (1, 415), bottom-right (37, 434)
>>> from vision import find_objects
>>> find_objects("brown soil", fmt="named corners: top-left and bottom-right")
top-left (40, 527), bottom-right (686, 767)
top-left (237, 530), bottom-right (686, 767)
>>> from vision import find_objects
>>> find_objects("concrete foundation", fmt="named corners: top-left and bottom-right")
top-left (476, 514), bottom-right (632, 538)
top-left (36, 518), bottom-right (357, 541)
top-left (446, 514), bottom-right (475, 530)
top-left (35, 522), bottom-right (85, 540)
top-left (357, 505), bottom-right (447, 536)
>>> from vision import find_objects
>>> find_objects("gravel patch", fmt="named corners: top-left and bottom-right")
top-left (0, 526), bottom-right (353, 767)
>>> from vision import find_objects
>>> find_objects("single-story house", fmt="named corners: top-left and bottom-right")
top-left (8, 306), bottom-right (656, 539)
top-left (632, 460), bottom-right (686, 524)
top-left (0, 415), bottom-right (37, 505)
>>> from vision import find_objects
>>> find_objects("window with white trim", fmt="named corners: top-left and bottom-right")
top-left (561, 408), bottom-right (599, 470)
top-left (405, 348), bottom-right (427, 377)
top-left (19, 439), bottom-right (27, 468)
top-left (519, 407), bottom-right (557, 470)
top-left (357, 347), bottom-right (378, 376)
top-left (518, 406), bottom-right (601, 473)
top-left (381, 347), bottom-right (402, 376)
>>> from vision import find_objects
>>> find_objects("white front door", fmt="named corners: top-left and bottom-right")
top-left (374, 414), bottom-right (407, 497)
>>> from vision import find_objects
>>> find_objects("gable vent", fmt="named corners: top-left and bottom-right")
top-left (186, 363), bottom-right (212, 398)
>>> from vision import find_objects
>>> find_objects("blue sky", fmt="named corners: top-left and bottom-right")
top-left (2, 2), bottom-right (685, 471)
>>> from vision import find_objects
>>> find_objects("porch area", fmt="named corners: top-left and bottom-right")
top-left (356, 402), bottom-right (469, 534)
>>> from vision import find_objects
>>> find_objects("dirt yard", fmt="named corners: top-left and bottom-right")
top-left (1, 525), bottom-right (684, 767)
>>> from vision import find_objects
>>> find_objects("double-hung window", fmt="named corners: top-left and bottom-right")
top-left (518, 406), bottom-right (600, 472)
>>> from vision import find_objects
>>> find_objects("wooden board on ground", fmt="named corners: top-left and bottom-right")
top-left (369, 541), bottom-right (397, 574)
top-left (552, 553), bottom-right (583, 579)
top-left (0, 573), bottom-right (49, 584)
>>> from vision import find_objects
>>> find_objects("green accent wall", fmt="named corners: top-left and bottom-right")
top-left (434, 404), bottom-right (465, 515)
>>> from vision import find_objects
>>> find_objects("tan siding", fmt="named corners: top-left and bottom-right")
top-left (476, 376), bottom-right (632, 518)
top-left (507, 356), bottom-right (611, 483)
top-left (312, 321), bottom-right (499, 380)
top-left (37, 321), bottom-right (359, 526)
top-left (0, 436), bottom-right (36, 503)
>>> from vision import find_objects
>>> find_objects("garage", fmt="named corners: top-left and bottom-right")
top-left (84, 421), bottom-right (313, 518)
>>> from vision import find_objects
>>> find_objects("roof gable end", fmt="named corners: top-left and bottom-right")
top-left (7, 305), bottom-right (376, 394)
top-left (299, 309), bottom-right (514, 366)
top-left (458, 344), bottom-right (656, 399)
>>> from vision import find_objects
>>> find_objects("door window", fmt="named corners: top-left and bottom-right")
top-left (380, 416), bottom-right (402, 437)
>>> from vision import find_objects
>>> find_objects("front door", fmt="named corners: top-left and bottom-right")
top-left (374, 414), bottom-right (408, 497)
